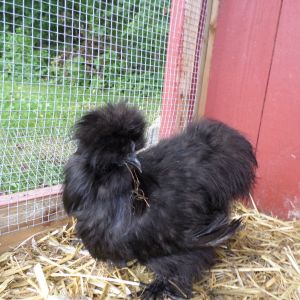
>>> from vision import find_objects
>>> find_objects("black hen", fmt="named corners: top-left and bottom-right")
top-left (63, 102), bottom-right (257, 299)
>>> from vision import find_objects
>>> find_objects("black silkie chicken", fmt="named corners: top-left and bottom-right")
top-left (63, 102), bottom-right (257, 299)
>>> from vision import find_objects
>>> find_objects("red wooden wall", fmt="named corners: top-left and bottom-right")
top-left (205, 0), bottom-right (300, 219)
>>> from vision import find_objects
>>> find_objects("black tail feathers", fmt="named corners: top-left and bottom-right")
top-left (194, 216), bottom-right (243, 247)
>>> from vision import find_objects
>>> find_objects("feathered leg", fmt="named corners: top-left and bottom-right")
top-left (139, 248), bottom-right (215, 300)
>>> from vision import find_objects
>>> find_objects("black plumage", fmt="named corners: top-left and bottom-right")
top-left (63, 102), bottom-right (257, 299)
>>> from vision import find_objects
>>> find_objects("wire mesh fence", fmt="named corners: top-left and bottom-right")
top-left (0, 0), bottom-right (211, 235)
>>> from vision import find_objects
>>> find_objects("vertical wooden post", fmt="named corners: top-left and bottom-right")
top-left (159, 0), bottom-right (185, 139)
top-left (179, 0), bottom-right (208, 126)
top-left (160, 0), bottom-right (210, 138)
top-left (194, 0), bottom-right (218, 119)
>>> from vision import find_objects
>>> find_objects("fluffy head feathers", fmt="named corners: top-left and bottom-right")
top-left (75, 102), bottom-right (146, 150)
top-left (73, 102), bottom-right (146, 171)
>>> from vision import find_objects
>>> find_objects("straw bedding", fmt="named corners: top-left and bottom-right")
top-left (0, 203), bottom-right (300, 300)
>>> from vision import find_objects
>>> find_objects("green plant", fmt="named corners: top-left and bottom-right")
top-left (0, 28), bottom-right (49, 82)
top-left (1, 0), bottom-right (170, 92)
top-left (0, 0), bottom-right (169, 193)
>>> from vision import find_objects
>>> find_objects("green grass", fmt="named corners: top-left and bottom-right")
top-left (0, 82), bottom-right (161, 194)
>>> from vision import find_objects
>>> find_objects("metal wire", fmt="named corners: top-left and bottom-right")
top-left (0, 0), bottom-right (210, 235)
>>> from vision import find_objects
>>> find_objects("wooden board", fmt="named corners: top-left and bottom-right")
top-left (0, 185), bottom-right (64, 235)
top-left (195, 0), bottom-right (218, 119)
top-left (0, 218), bottom-right (68, 253)
top-left (204, 0), bottom-right (282, 145)
top-left (204, 0), bottom-right (300, 219)
top-left (0, 185), bottom-right (62, 205)
top-left (181, 0), bottom-right (206, 125)
top-left (160, 0), bottom-right (211, 138)
top-left (255, 1), bottom-right (300, 219)
top-left (159, 0), bottom-right (185, 138)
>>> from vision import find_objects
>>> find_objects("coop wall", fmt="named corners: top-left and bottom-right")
top-left (205, 0), bottom-right (300, 219)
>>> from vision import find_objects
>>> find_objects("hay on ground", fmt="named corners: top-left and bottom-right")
top-left (0, 203), bottom-right (300, 299)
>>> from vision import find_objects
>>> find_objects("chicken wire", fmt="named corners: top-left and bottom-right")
top-left (0, 0), bottom-right (211, 235)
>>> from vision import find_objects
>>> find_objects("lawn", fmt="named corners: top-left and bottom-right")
top-left (0, 81), bottom-right (161, 194)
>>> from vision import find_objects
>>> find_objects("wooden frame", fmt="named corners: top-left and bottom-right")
top-left (194, 0), bottom-right (219, 119)
top-left (0, 185), bottom-right (64, 235)
top-left (160, 0), bottom-right (218, 138)
top-left (159, 0), bottom-right (185, 138)
top-left (0, 218), bottom-right (68, 253)
top-left (0, 185), bottom-right (66, 253)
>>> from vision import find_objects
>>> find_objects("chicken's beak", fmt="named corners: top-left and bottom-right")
top-left (126, 152), bottom-right (142, 173)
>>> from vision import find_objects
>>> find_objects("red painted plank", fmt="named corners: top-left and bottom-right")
top-left (187, 0), bottom-right (208, 122)
top-left (255, 1), bottom-right (300, 219)
top-left (0, 185), bottom-right (62, 206)
top-left (205, 0), bottom-right (281, 145)
top-left (160, 0), bottom-right (185, 139)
